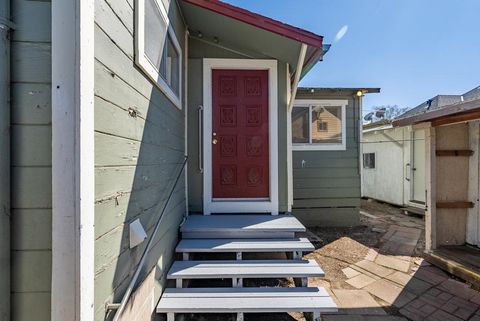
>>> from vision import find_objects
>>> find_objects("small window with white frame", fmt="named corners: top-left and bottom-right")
top-left (291, 100), bottom-right (347, 151)
top-left (135, 0), bottom-right (182, 109)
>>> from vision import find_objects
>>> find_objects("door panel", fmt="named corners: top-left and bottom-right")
top-left (412, 130), bottom-right (426, 203)
top-left (212, 69), bottom-right (269, 198)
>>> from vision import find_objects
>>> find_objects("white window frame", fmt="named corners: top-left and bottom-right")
top-left (135, 0), bottom-right (183, 109)
top-left (292, 99), bottom-right (348, 151)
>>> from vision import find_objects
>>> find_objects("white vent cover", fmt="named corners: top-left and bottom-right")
top-left (129, 219), bottom-right (147, 249)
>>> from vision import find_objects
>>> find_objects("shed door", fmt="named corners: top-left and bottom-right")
top-left (411, 130), bottom-right (426, 204)
top-left (212, 69), bottom-right (269, 199)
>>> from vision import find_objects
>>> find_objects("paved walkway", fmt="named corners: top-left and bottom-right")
top-left (305, 201), bottom-right (480, 321)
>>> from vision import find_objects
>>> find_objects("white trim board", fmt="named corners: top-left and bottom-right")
top-left (51, 0), bottom-right (95, 320)
top-left (202, 59), bottom-right (279, 215)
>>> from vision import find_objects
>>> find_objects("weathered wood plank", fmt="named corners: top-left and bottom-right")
top-left (293, 168), bottom-right (359, 179)
top-left (94, 26), bottom-right (184, 127)
top-left (11, 209), bottom-right (52, 250)
top-left (294, 187), bottom-right (360, 199)
top-left (94, 0), bottom-right (133, 58)
top-left (294, 178), bottom-right (360, 189)
top-left (103, 0), bottom-right (134, 33)
top-left (11, 125), bottom-right (51, 167)
top-left (293, 208), bottom-right (360, 227)
top-left (11, 41), bottom-right (51, 83)
top-left (94, 96), bottom-right (184, 149)
top-left (436, 201), bottom-right (474, 209)
top-left (11, 167), bottom-right (52, 209)
top-left (293, 198), bottom-right (360, 208)
top-left (94, 61), bottom-right (184, 134)
top-left (95, 195), bottom-right (185, 272)
top-left (95, 163), bottom-right (183, 201)
top-left (95, 132), bottom-right (184, 168)
top-left (436, 150), bottom-right (474, 157)
top-left (11, 83), bottom-right (51, 125)
top-left (12, 0), bottom-right (51, 42)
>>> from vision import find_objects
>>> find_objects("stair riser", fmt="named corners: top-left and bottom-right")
top-left (182, 231), bottom-right (295, 239)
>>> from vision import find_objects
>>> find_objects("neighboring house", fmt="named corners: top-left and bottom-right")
top-left (293, 88), bottom-right (380, 226)
top-left (393, 86), bottom-right (480, 287)
top-left (0, 0), bottom-right (377, 320)
top-left (361, 94), bottom-right (466, 212)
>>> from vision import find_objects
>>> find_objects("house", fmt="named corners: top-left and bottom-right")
top-left (361, 94), bottom-right (465, 213)
top-left (393, 86), bottom-right (480, 287)
top-left (0, 0), bottom-right (378, 320)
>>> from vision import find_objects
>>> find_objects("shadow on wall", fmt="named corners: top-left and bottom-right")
top-left (93, 3), bottom-right (187, 320)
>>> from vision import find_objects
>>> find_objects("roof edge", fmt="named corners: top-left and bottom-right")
top-left (181, 0), bottom-right (324, 48)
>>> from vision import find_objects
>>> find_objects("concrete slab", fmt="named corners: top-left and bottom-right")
top-left (364, 279), bottom-right (416, 308)
top-left (342, 267), bottom-right (361, 279)
top-left (331, 289), bottom-right (386, 315)
top-left (375, 254), bottom-right (411, 273)
top-left (346, 274), bottom-right (376, 289)
top-left (386, 271), bottom-right (432, 296)
top-left (354, 260), bottom-right (394, 278)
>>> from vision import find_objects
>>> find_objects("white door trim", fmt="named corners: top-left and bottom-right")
top-left (202, 58), bottom-right (279, 215)
top-left (51, 0), bottom-right (95, 320)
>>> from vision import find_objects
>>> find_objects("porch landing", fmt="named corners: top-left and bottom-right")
top-left (180, 214), bottom-right (305, 239)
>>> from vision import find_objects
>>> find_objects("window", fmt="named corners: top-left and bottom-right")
top-left (291, 100), bottom-right (347, 150)
top-left (363, 153), bottom-right (376, 169)
top-left (135, 0), bottom-right (182, 109)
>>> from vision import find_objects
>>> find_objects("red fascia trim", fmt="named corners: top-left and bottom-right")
top-left (181, 0), bottom-right (323, 48)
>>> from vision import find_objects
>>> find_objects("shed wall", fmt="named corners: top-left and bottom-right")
top-left (187, 38), bottom-right (289, 213)
top-left (362, 127), bottom-right (407, 206)
top-left (10, 0), bottom-right (52, 320)
top-left (93, 1), bottom-right (186, 320)
top-left (293, 91), bottom-right (361, 226)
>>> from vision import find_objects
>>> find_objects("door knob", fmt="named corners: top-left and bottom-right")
top-left (212, 139), bottom-right (218, 145)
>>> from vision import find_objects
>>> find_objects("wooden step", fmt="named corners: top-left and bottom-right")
top-left (176, 238), bottom-right (314, 259)
top-left (156, 287), bottom-right (337, 321)
top-left (168, 259), bottom-right (324, 280)
top-left (180, 214), bottom-right (305, 239)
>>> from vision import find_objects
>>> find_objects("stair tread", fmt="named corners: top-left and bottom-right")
top-left (181, 215), bottom-right (305, 233)
top-left (176, 238), bottom-right (314, 253)
top-left (156, 287), bottom-right (337, 313)
top-left (168, 259), bottom-right (324, 279)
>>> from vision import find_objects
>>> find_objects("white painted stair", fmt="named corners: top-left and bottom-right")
top-left (157, 214), bottom-right (337, 321)
top-left (168, 259), bottom-right (324, 288)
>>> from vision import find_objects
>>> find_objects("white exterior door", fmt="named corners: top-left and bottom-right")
top-left (411, 129), bottom-right (426, 204)
top-left (468, 121), bottom-right (480, 247)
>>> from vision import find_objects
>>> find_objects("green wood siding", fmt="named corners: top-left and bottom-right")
top-left (94, 1), bottom-right (187, 320)
top-left (187, 38), bottom-right (289, 213)
top-left (293, 91), bottom-right (361, 227)
top-left (10, 0), bottom-right (52, 320)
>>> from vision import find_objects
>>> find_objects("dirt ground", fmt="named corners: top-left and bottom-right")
top-left (180, 200), bottom-right (474, 321)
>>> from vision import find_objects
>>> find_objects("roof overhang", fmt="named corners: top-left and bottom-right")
top-left (297, 87), bottom-right (381, 95)
top-left (393, 98), bottom-right (480, 127)
top-left (179, 0), bottom-right (326, 78)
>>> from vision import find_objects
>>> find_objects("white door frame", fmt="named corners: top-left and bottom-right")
top-left (202, 58), bottom-right (279, 215)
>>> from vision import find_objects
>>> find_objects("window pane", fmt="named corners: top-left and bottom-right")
top-left (311, 106), bottom-right (342, 144)
top-left (144, 0), bottom-right (167, 71)
top-left (292, 107), bottom-right (309, 143)
top-left (159, 34), bottom-right (180, 96)
top-left (363, 153), bottom-right (376, 169)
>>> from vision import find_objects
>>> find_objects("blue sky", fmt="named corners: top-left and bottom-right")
top-left (224, 0), bottom-right (480, 114)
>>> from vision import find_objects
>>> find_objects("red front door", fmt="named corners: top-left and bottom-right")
top-left (212, 69), bottom-right (270, 199)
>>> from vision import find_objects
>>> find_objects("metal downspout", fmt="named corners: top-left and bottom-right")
top-left (0, 0), bottom-right (12, 319)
